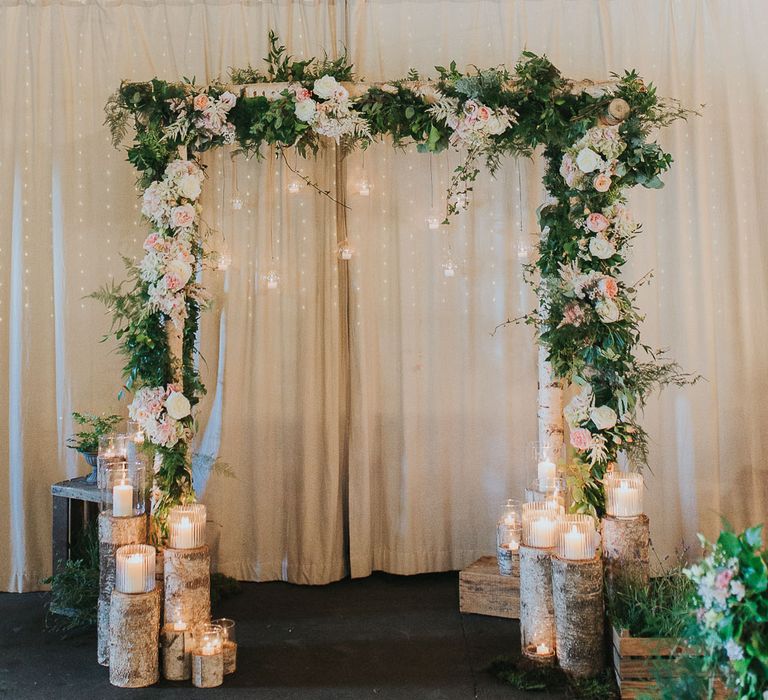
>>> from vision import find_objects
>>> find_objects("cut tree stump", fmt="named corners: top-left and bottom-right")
top-left (192, 651), bottom-right (224, 688)
top-left (163, 545), bottom-right (210, 633)
top-left (459, 555), bottom-right (520, 619)
top-left (519, 545), bottom-right (555, 657)
top-left (97, 512), bottom-right (147, 666)
top-left (602, 515), bottom-right (650, 596)
top-left (223, 641), bottom-right (237, 675)
top-left (108, 588), bottom-right (161, 688)
top-left (161, 625), bottom-right (196, 681)
top-left (551, 554), bottom-right (605, 678)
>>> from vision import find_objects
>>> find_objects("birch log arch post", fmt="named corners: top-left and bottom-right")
top-left (99, 32), bottom-right (695, 540)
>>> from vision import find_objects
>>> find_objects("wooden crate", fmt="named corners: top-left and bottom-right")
top-left (612, 627), bottom-right (729, 699)
top-left (459, 555), bottom-right (519, 619)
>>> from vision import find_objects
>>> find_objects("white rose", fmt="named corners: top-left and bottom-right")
top-left (484, 115), bottom-right (506, 135)
top-left (166, 259), bottom-right (193, 287)
top-left (295, 98), bottom-right (317, 123)
top-left (313, 75), bottom-right (339, 99)
top-left (575, 147), bottom-right (602, 173)
top-left (589, 235), bottom-right (616, 259)
top-left (165, 391), bottom-right (191, 420)
top-left (595, 298), bottom-right (621, 323)
top-left (219, 91), bottom-right (237, 110)
top-left (177, 173), bottom-right (202, 201)
top-left (590, 405), bottom-right (618, 430)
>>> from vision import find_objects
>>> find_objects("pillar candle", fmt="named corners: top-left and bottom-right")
top-left (615, 480), bottom-right (640, 517)
top-left (537, 460), bottom-right (556, 482)
top-left (112, 482), bottom-right (133, 517)
top-left (563, 525), bottom-right (587, 560)
top-left (530, 517), bottom-right (556, 548)
top-left (122, 554), bottom-right (146, 593)
top-left (172, 516), bottom-right (194, 549)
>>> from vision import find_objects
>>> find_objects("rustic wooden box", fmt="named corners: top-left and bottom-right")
top-left (612, 627), bottom-right (729, 699)
top-left (459, 555), bottom-right (520, 619)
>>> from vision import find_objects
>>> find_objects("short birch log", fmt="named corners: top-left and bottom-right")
top-left (97, 512), bottom-right (147, 666)
top-left (519, 544), bottom-right (556, 659)
top-left (602, 514), bottom-right (650, 596)
top-left (161, 624), bottom-right (196, 681)
top-left (108, 588), bottom-right (161, 688)
top-left (163, 545), bottom-right (211, 633)
top-left (192, 651), bottom-right (224, 688)
top-left (223, 641), bottom-right (238, 675)
top-left (551, 554), bottom-right (605, 677)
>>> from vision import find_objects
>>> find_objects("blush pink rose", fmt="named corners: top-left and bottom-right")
top-left (143, 232), bottom-right (160, 251)
top-left (294, 87), bottom-right (311, 101)
top-left (594, 173), bottom-right (612, 192)
top-left (586, 212), bottom-right (610, 233)
top-left (561, 302), bottom-right (586, 327)
top-left (164, 272), bottom-right (184, 292)
top-left (193, 93), bottom-right (210, 111)
top-left (463, 100), bottom-right (479, 117)
top-left (478, 106), bottom-right (491, 121)
top-left (170, 204), bottom-right (195, 229)
top-left (716, 569), bottom-right (734, 590)
top-left (599, 276), bottom-right (619, 298)
top-left (570, 428), bottom-right (593, 451)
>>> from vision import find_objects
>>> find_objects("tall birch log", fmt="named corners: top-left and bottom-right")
top-left (163, 545), bottom-right (211, 633)
top-left (602, 514), bottom-right (650, 596)
top-left (108, 588), bottom-right (161, 688)
top-left (519, 544), bottom-right (556, 658)
top-left (97, 512), bottom-right (147, 666)
top-left (551, 554), bottom-right (605, 678)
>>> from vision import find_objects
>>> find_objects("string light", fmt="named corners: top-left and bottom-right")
top-left (426, 156), bottom-right (442, 229)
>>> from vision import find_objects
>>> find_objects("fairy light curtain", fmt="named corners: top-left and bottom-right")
top-left (1, 0), bottom-right (767, 591)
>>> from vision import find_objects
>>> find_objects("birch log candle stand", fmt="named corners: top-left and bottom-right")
top-left (161, 616), bottom-right (196, 681)
top-left (192, 624), bottom-right (225, 688)
top-left (551, 515), bottom-right (605, 678)
top-left (96, 496), bottom-right (147, 665)
top-left (519, 502), bottom-right (563, 663)
top-left (601, 472), bottom-right (650, 595)
top-left (109, 545), bottom-right (161, 688)
top-left (164, 504), bottom-right (211, 637)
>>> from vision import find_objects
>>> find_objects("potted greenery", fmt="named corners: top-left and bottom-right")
top-left (66, 412), bottom-right (122, 483)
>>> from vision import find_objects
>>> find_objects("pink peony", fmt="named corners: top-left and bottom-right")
top-left (594, 173), bottom-right (612, 192)
top-left (570, 428), bottom-right (593, 451)
top-left (218, 91), bottom-right (237, 110)
top-left (477, 106), bottom-right (491, 121)
top-left (143, 232), bottom-right (160, 251)
top-left (715, 569), bottom-right (734, 590)
top-left (599, 276), bottom-right (619, 298)
top-left (586, 212), bottom-right (610, 233)
top-left (193, 93), bottom-right (210, 111)
top-left (164, 272), bottom-right (185, 292)
top-left (560, 154), bottom-right (579, 187)
top-left (294, 87), bottom-right (311, 102)
top-left (170, 204), bottom-right (195, 229)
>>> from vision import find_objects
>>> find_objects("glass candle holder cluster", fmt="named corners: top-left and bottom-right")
top-left (522, 502), bottom-right (564, 549)
top-left (99, 458), bottom-right (146, 517)
top-left (555, 514), bottom-right (599, 561)
top-left (605, 472), bottom-right (644, 518)
top-left (115, 544), bottom-right (155, 594)
top-left (168, 504), bottom-right (207, 549)
top-left (496, 500), bottom-right (522, 575)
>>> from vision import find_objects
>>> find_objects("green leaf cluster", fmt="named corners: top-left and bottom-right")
top-left (66, 412), bottom-right (122, 453)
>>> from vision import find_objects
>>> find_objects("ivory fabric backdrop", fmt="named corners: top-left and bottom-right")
top-left (1, 0), bottom-right (766, 591)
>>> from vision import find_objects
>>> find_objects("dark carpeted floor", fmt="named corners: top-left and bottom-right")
top-left (0, 571), bottom-right (566, 699)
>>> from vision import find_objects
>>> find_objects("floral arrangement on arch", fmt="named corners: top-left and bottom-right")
top-left (100, 33), bottom-right (694, 535)
top-left (685, 525), bottom-right (768, 699)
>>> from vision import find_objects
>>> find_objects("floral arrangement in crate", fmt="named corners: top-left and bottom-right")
top-left (685, 525), bottom-right (768, 699)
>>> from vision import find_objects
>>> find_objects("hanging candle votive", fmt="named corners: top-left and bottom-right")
top-left (337, 240), bottom-right (354, 260)
top-left (522, 501), bottom-right (563, 549)
top-left (230, 194), bottom-right (243, 211)
top-left (216, 248), bottom-right (232, 271)
top-left (605, 472), bottom-right (644, 518)
top-left (496, 499), bottom-right (522, 575)
top-left (425, 215), bottom-right (441, 230)
top-left (287, 180), bottom-right (302, 194)
top-left (265, 269), bottom-right (280, 290)
top-left (442, 258), bottom-right (458, 277)
top-left (115, 544), bottom-right (155, 594)
top-left (168, 504), bottom-right (207, 550)
top-left (100, 459), bottom-right (146, 517)
top-left (357, 178), bottom-right (371, 196)
top-left (555, 514), bottom-right (599, 561)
